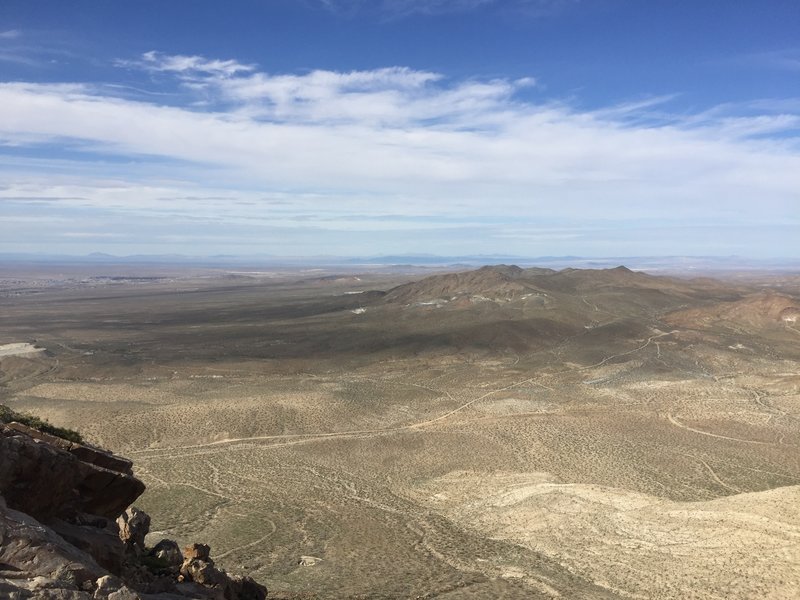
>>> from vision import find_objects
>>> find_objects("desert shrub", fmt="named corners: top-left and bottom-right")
top-left (140, 553), bottom-right (173, 574)
top-left (0, 404), bottom-right (83, 443)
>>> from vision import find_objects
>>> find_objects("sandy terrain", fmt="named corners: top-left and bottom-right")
top-left (1, 265), bottom-right (799, 598)
top-left (0, 342), bottom-right (44, 357)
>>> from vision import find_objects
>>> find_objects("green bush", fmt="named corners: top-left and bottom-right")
top-left (0, 404), bottom-right (83, 443)
top-left (140, 553), bottom-right (175, 574)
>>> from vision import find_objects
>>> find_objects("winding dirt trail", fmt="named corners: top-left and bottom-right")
top-left (581, 296), bottom-right (600, 312)
top-left (697, 457), bottom-right (741, 493)
top-left (666, 413), bottom-right (772, 445)
top-left (673, 451), bottom-right (742, 493)
top-left (749, 388), bottom-right (791, 424)
top-left (578, 331), bottom-right (675, 371)
top-left (214, 519), bottom-right (278, 560)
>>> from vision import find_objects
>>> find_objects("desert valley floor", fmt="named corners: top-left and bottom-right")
top-left (1, 263), bottom-right (799, 599)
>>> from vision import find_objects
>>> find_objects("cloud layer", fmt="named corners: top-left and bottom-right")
top-left (1, 51), bottom-right (799, 256)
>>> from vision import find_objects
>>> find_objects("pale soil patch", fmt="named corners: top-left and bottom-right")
top-left (471, 397), bottom-right (554, 416)
top-left (415, 471), bottom-right (800, 599)
top-left (0, 342), bottom-right (43, 357)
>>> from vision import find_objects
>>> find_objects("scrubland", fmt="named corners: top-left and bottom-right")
top-left (1, 265), bottom-right (798, 598)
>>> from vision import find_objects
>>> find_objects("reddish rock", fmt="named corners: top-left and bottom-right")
top-left (183, 543), bottom-right (212, 562)
top-left (0, 424), bottom-right (145, 521)
top-left (5, 421), bottom-right (134, 474)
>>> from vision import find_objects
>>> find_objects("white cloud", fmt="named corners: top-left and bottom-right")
top-left (119, 51), bottom-right (526, 127)
top-left (0, 53), bottom-right (799, 256)
top-left (0, 30), bottom-right (21, 40)
top-left (117, 51), bottom-right (255, 78)
top-left (217, 69), bottom-right (526, 127)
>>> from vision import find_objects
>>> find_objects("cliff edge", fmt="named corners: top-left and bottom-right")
top-left (0, 420), bottom-right (267, 600)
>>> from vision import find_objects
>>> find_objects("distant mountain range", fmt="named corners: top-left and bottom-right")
top-left (0, 252), bottom-right (797, 272)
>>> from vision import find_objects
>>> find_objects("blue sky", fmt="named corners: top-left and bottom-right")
top-left (1, 0), bottom-right (799, 258)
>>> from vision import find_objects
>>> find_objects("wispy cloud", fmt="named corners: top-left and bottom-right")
top-left (316, 0), bottom-right (579, 18)
top-left (0, 28), bottom-right (87, 69)
top-left (61, 231), bottom-right (125, 238)
top-left (752, 48), bottom-right (800, 71)
top-left (111, 53), bottom-right (533, 125)
top-left (378, 0), bottom-right (495, 17)
top-left (0, 29), bottom-right (35, 66)
top-left (0, 52), bottom-right (43, 67)
top-left (116, 50), bottom-right (255, 78)
top-left (729, 48), bottom-right (800, 72)
top-left (1, 50), bottom-right (799, 256)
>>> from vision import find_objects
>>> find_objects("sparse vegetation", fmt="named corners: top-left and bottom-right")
top-left (1, 266), bottom-right (799, 598)
top-left (139, 553), bottom-right (173, 575)
top-left (0, 403), bottom-right (83, 443)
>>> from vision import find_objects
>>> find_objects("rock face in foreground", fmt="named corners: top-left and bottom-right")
top-left (0, 421), bottom-right (144, 522)
top-left (0, 422), bottom-right (267, 600)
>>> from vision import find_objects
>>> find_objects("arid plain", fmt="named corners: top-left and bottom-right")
top-left (1, 263), bottom-right (799, 599)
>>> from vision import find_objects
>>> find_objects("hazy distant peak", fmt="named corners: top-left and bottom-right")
top-left (475, 264), bottom-right (525, 277)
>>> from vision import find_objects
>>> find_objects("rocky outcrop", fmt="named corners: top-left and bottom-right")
top-left (0, 495), bottom-right (108, 595)
top-left (179, 544), bottom-right (265, 600)
top-left (118, 507), bottom-right (151, 554)
top-left (0, 422), bottom-right (144, 521)
top-left (0, 423), bottom-right (267, 600)
top-left (150, 540), bottom-right (183, 569)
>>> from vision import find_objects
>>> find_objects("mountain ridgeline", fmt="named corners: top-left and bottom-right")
top-left (327, 264), bottom-right (795, 360)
